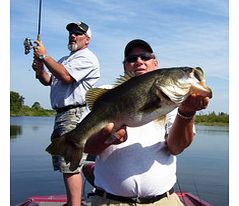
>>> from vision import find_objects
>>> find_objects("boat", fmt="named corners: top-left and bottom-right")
top-left (17, 162), bottom-right (212, 206)
top-left (16, 192), bottom-right (212, 206)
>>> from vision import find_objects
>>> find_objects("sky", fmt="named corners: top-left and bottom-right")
top-left (10, 0), bottom-right (229, 114)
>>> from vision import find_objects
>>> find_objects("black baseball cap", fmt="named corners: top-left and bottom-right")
top-left (124, 39), bottom-right (153, 57)
top-left (66, 21), bottom-right (92, 37)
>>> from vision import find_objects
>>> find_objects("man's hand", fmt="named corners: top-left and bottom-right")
top-left (84, 123), bottom-right (128, 154)
top-left (33, 40), bottom-right (47, 58)
top-left (179, 94), bottom-right (210, 115)
top-left (32, 57), bottom-right (44, 72)
top-left (94, 123), bottom-right (128, 145)
top-left (31, 56), bottom-right (52, 85)
top-left (105, 123), bottom-right (128, 145)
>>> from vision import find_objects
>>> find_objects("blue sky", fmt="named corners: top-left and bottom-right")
top-left (10, 0), bottom-right (229, 113)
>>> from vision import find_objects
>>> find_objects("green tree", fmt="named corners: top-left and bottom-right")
top-left (32, 102), bottom-right (42, 110)
top-left (10, 91), bottom-right (24, 113)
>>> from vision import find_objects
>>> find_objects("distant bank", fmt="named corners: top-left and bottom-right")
top-left (10, 109), bottom-right (228, 127)
top-left (10, 91), bottom-right (228, 127)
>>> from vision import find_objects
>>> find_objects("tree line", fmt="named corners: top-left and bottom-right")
top-left (195, 112), bottom-right (228, 126)
top-left (10, 91), bottom-right (55, 116)
top-left (10, 91), bottom-right (229, 126)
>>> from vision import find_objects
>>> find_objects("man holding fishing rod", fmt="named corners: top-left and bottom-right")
top-left (32, 21), bottom-right (100, 206)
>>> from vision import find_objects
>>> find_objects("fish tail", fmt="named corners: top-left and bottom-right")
top-left (46, 137), bottom-right (65, 155)
top-left (46, 136), bottom-right (84, 171)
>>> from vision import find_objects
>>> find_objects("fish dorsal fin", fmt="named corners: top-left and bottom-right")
top-left (85, 88), bottom-right (110, 110)
top-left (113, 72), bottom-right (136, 87)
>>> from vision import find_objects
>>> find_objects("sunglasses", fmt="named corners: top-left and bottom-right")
top-left (69, 30), bottom-right (86, 36)
top-left (124, 53), bottom-right (155, 63)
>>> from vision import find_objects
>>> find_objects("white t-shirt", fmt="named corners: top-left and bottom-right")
top-left (50, 48), bottom-right (100, 109)
top-left (94, 108), bottom-right (178, 197)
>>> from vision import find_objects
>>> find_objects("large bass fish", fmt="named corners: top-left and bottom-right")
top-left (46, 67), bottom-right (212, 170)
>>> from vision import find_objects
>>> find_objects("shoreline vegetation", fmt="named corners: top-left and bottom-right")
top-left (10, 91), bottom-right (229, 127)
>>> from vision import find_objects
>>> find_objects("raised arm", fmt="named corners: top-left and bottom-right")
top-left (166, 94), bottom-right (210, 155)
top-left (32, 57), bottom-right (52, 86)
top-left (33, 40), bottom-right (74, 84)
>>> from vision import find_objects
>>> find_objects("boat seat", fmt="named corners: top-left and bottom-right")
top-left (82, 162), bottom-right (96, 187)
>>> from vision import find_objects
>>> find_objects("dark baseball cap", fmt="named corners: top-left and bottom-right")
top-left (124, 39), bottom-right (153, 57)
top-left (66, 21), bottom-right (92, 38)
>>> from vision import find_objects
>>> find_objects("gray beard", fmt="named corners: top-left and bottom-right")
top-left (68, 43), bottom-right (78, 52)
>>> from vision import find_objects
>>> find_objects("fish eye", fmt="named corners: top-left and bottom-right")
top-left (180, 67), bottom-right (193, 77)
top-left (182, 67), bottom-right (192, 73)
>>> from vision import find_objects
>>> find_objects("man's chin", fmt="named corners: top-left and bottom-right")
top-left (68, 44), bottom-right (78, 52)
top-left (135, 70), bottom-right (146, 76)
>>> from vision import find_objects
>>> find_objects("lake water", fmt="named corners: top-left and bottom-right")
top-left (10, 116), bottom-right (229, 206)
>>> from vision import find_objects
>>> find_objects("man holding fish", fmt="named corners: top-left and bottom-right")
top-left (81, 39), bottom-right (211, 205)
top-left (46, 38), bottom-right (211, 205)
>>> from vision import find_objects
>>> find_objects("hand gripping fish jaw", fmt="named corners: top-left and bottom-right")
top-left (158, 67), bottom-right (212, 104)
top-left (189, 67), bottom-right (212, 99)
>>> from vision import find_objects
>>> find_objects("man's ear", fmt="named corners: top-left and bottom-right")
top-left (85, 36), bottom-right (90, 45)
top-left (154, 59), bottom-right (159, 67)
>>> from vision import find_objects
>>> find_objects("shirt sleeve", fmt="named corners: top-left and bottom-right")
top-left (165, 108), bottom-right (177, 134)
top-left (64, 55), bottom-right (97, 82)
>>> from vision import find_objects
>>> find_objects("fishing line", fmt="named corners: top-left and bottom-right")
top-left (176, 178), bottom-right (186, 205)
top-left (192, 177), bottom-right (204, 206)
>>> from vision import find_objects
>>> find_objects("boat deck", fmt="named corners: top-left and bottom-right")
top-left (17, 192), bottom-right (212, 206)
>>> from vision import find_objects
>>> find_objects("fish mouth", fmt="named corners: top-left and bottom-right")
top-left (161, 82), bottom-right (212, 104)
top-left (158, 82), bottom-right (192, 104)
top-left (160, 81), bottom-right (213, 105)
top-left (159, 67), bottom-right (212, 104)
top-left (190, 81), bottom-right (213, 98)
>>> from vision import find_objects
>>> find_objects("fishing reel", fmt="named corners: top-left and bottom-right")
top-left (23, 38), bottom-right (34, 55)
top-left (24, 0), bottom-right (43, 55)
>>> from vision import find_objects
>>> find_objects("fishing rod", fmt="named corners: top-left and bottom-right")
top-left (23, 0), bottom-right (43, 55)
